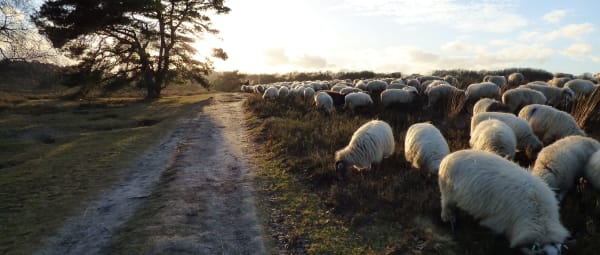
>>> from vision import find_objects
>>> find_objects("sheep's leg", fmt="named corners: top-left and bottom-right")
top-left (440, 195), bottom-right (456, 232)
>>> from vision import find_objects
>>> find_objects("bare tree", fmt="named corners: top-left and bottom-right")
top-left (0, 0), bottom-right (57, 61)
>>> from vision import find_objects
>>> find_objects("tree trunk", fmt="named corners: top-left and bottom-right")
top-left (146, 81), bottom-right (162, 99)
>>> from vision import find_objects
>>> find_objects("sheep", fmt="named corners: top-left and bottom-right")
top-left (344, 92), bottom-right (374, 113)
top-left (313, 92), bottom-right (334, 114)
top-left (439, 149), bottom-right (569, 254)
top-left (380, 89), bottom-right (418, 108)
top-left (406, 78), bottom-right (420, 88)
top-left (425, 83), bottom-right (463, 109)
top-left (531, 135), bottom-right (600, 201)
top-left (472, 98), bottom-right (508, 115)
top-left (331, 84), bottom-right (349, 93)
top-left (355, 80), bottom-right (368, 90)
top-left (386, 83), bottom-right (406, 90)
top-left (508, 72), bottom-right (525, 87)
top-left (443, 75), bottom-right (459, 86)
top-left (339, 87), bottom-right (362, 95)
top-left (366, 80), bottom-right (387, 94)
top-left (519, 83), bottom-right (574, 108)
top-left (404, 123), bottom-right (450, 174)
top-left (471, 112), bottom-right (543, 160)
top-left (319, 90), bottom-right (345, 106)
top-left (549, 77), bottom-right (572, 88)
top-left (583, 150), bottom-right (600, 191)
top-left (469, 119), bottom-right (517, 159)
top-left (334, 120), bottom-right (395, 178)
top-left (303, 87), bottom-right (315, 101)
top-left (564, 79), bottom-right (596, 97)
top-left (465, 82), bottom-right (501, 102)
top-left (262, 86), bottom-right (278, 100)
top-left (518, 104), bottom-right (585, 145)
top-left (417, 75), bottom-right (442, 83)
top-left (483, 75), bottom-right (508, 88)
top-left (278, 86), bottom-right (289, 98)
top-left (502, 88), bottom-right (547, 114)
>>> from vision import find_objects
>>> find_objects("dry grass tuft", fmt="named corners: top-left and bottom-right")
top-left (571, 87), bottom-right (600, 128)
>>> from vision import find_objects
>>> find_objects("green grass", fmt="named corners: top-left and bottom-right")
top-left (0, 93), bottom-right (214, 255)
top-left (244, 94), bottom-right (600, 254)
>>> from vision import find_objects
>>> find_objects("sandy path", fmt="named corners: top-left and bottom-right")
top-left (36, 93), bottom-right (267, 255)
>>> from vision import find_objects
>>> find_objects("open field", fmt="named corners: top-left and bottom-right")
top-left (0, 92), bottom-right (213, 254)
top-left (244, 92), bottom-right (600, 254)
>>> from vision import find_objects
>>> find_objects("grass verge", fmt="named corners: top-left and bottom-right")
top-left (0, 93), bottom-right (213, 255)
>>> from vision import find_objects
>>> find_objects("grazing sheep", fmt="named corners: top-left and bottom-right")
top-left (502, 88), bottom-right (547, 114)
top-left (386, 83), bottom-right (406, 90)
top-left (366, 80), bottom-right (387, 94)
top-left (262, 87), bottom-right (278, 100)
top-left (518, 104), bottom-right (585, 145)
top-left (508, 72), bottom-right (525, 87)
top-left (355, 80), bottom-right (368, 90)
top-left (583, 150), bottom-right (600, 191)
top-left (439, 150), bottom-right (569, 254)
top-left (340, 87), bottom-right (362, 95)
top-left (417, 75), bottom-right (442, 83)
top-left (469, 119), bottom-right (517, 159)
top-left (471, 112), bottom-right (543, 160)
top-left (404, 123), bottom-right (450, 174)
top-left (472, 98), bottom-right (508, 115)
top-left (331, 84), bottom-right (349, 93)
top-left (335, 120), bottom-right (395, 178)
top-left (344, 92), bottom-right (374, 113)
top-left (519, 83), bottom-right (574, 108)
top-left (380, 89), bottom-right (418, 108)
top-left (483, 75), bottom-right (508, 88)
top-left (549, 77), bottom-right (572, 88)
top-left (425, 83), bottom-right (463, 109)
top-left (564, 79), bottom-right (596, 97)
top-left (303, 87), bottom-right (315, 101)
top-left (314, 92), bottom-right (334, 114)
top-left (465, 82), bottom-right (501, 102)
top-left (531, 135), bottom-right (600, 201)
top-left (278, 86), bottom-right (289, 98)
top-left (406, 78), bottom-right (420, 88)
top-left (443, 75), bottom-right (459, 86)
top-left (321, 90), bottom-right (346, 106)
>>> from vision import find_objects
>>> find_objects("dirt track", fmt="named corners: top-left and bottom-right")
top-left (36, 93), bottom-right (267, 254)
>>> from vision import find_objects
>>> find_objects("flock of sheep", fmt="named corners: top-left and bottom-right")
top-left (241, 72), bottom-right (600, 255)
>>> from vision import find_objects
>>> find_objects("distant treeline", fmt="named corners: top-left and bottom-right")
top-left (0, 60), bottom-right (567, 94)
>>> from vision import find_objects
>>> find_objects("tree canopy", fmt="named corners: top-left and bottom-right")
top-left (33, 0), bottom-right (230, 98)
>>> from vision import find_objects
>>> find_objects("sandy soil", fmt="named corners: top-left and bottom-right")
top-left (36, 93), bottom-right (267, 255)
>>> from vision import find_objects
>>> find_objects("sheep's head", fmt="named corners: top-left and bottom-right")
top-left (519, 243), bottom-right (566, 255)
top-left (334, 161), bottom-right (348, 180)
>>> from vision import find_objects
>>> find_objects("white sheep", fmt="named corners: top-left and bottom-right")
top-left (502, 88), bottom-right (547, 114)
top-left (425, 83), bottom-right (463, 108)
top-left (355, 80), bottom-right (368, 90)
top-left (519, 83), bottom-right (574, 108)
top-left (439, 149), bottom-right (569, 254)
top-left (583, 150), bottom-right (600, 191)
top-left (303, 87), bottom-right (315, 101)
top-left (262, 86), bottom-right (278, 100)
top-left (340, 87), bottom-right (362, 95)
top-left (483, 75), bottom-right (507, 88)
top-left (380, 89), bottom-right (418, 108)
top-left (531, 135), bottom-right (600, 201)
top-left (472, 98), bottom-right (507, 115)
top-left (335, 120), bottom-right (395, 178)
top-left (278, 86), bottom-right (289, 98)
top-left (471, 112), bottom-right (543, 160)
top-left (404, 123), bottom-right (450, 174)
top-left (313, 92), bottom-right (334, 114)
top-left (518, 104), bottom-right (585, 145)
top-left (366, 80), bottom-right (387, 94)
top-left (386, 83), bottom-right (406, 90)
top-left (465, 82), bottom-right (501, 102)
top-left (406, 78), bottom-right (420, 88)
top-left (549, 77), bottom-right (572, 88)
top-left (344, 92), bottom-right (374, 113)
top-left (469, 119), bottom-right (517, 159)
top-left (508, 72), bottom-right (525, 87)
top-left (564, 79), bottom-right (596, 97)
top-left (443, 75), bottom-right (459, 86)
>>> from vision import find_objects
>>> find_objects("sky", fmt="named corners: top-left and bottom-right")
top-left (199, 0), bottom-right (600, 75)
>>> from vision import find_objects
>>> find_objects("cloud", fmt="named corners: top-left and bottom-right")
top-left (560, 43), bottom-right (593, 59)
top-left (334, 0), bottom-right (527, 33)
top-left (544, 23), bottom-right (595, 41)
top-left (591, 56), bottom-right (600, 63)
top-left (542, 9), bottom-right (569, 24)
top-left (409, 49), bottom-right (439, 63)
top-left (293, 55), bottom-right (328, 69)
top-left (262, 48), bottom-right (290, 65)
